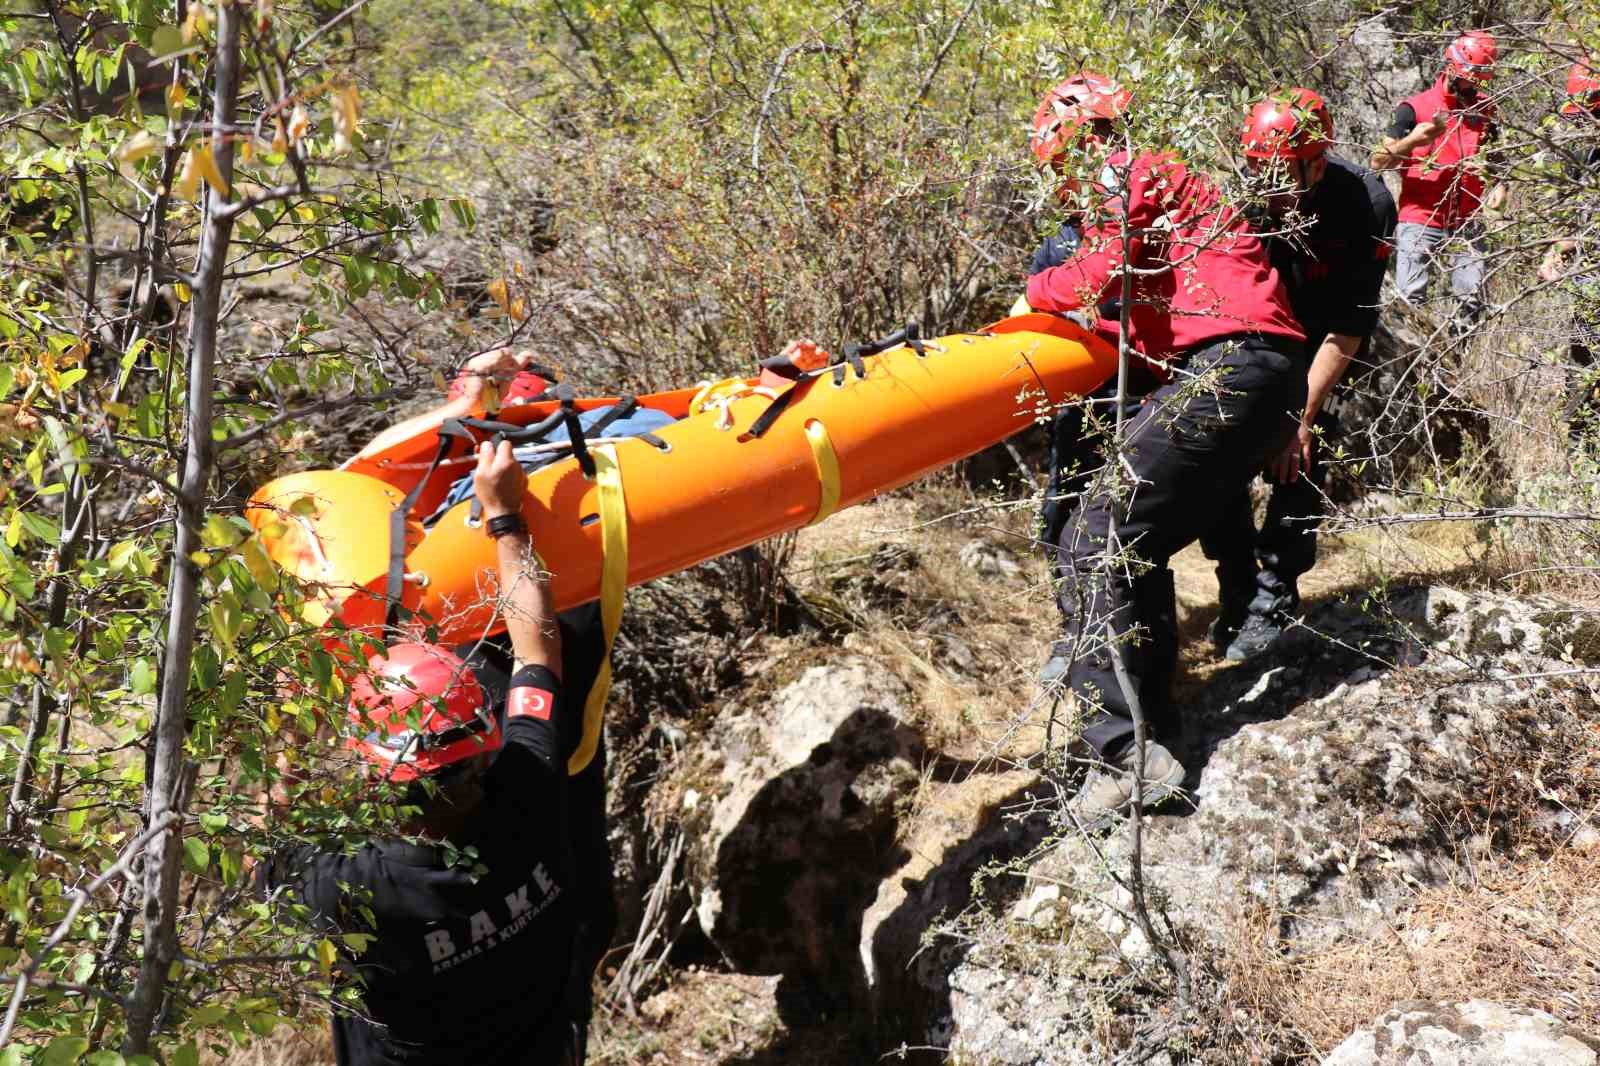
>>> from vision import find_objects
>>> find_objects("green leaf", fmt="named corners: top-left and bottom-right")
top-left (108, 539), bottom-right (139, 572)
top-left (181, 836), bottom-right (209, 874)
top-left (19, 510), bottom-right (59, 544)
top-left (117, 338), bottom-right (147, 391)
top-left (417, 197), bottom-right (440, 234)
top-left (39, 1036), bottom-right (89, 1066)
top-left (84, 1051), bottom-right (125, 1066)
top-left (129, 657), bottom-right (156, 695)
top-left (1, 1046), bottom-right (23, 1066)
top-left (202, 514), bottom-right (243, 549)
top-left (209, 592), bottom-right (242, 650)
top-left (188, 1003), bottom-right (228, 1027)
top-left (150, 25), bottom-right (183, 56)
top-left (241, 536), bottom-right (279, 592)
top-left (219, 669), bottom-right (246, 715)
top-left (172, 1042), bottom-right (199, 1066)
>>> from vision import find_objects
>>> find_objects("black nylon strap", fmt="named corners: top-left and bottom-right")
top-left (744, 381), bottom-right (808, 439)
top-left (585, 395), bottom-right (638, 437)
top-left (553, 384), bottom-right (597, 479)
top-left (385, 431), bottom-right (457, 633)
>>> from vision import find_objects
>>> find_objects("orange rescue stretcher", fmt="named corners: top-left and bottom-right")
top-left (247, 314), bottom-right (1115, 649)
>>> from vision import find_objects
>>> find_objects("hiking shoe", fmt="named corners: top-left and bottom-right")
top-left (1208, 600), bottom-right (1250, 657)
top-left (1068, 741), bottom-right (1186, 829)
top-left (1039, 655), bottom-right (1070, 688)
top-left (1224, 594), bottom-right (1298, 662)
top-left (1038, 644), bottom-right (1072, 689)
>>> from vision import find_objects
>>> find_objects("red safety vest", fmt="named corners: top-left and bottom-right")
top-left (1397, 77), bottom-right (1494, 230)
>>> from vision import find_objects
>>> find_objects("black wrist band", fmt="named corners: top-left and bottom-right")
top-left (486, 513), bottom-right (528, 539)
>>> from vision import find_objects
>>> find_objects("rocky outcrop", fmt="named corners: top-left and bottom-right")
top-left (642, 585), bottom-right (1599, 1064)
top-left (1324, 1001), bottom-right (1600, 1066)
top-left (944, 587), bottom-right (1600, 1063)
top-left (683, 660), bottom-right (923, 989)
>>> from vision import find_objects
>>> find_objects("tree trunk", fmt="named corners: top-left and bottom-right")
top-left (121, 3), bottom-right (242, 1052)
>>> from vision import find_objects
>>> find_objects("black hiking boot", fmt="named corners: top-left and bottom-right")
top-left (1224, 586), bottom-right (1299, 662)
top-left (1208, 593), bottom-right (1252, 657)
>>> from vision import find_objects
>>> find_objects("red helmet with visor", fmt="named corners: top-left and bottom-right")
top-left (1030, 72), bottom-right (1132, 166)
top-left (1445, 31), bottom-right (1498, 84)
top-left (1240, 88), bottom-right (1333, 162)
top-left (1562, 59), bottom-right (1600, 116)
top-left (347, 643), bottom-right (500, 783)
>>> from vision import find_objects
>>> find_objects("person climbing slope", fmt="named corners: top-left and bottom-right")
top-left (1019, 74), bottom-right (1147, 569)
top-left (1026, 76), bottom-right (1307, 822)
top-left (1372, 30), bottom-right (1506, 334)
top-left (1200, 89), bottom-right (1396, 660)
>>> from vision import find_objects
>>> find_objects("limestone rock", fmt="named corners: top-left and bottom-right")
top-left (685, 660), bottom-right (921, 985)
top-left (857, 770), bottom-right (1053, 1038)
top-left (945, 587), bottom-right (1597, 1059)
top-left (958, 540), bottom-right (1023, 580)
top-left (1324, 1000), bottom-right (1600, 1065)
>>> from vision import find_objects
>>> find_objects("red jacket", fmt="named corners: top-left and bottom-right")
top-left (1026, 152), bottom-right (1304, 371)
top-left (1396, 76), bottom-right (1494, 229)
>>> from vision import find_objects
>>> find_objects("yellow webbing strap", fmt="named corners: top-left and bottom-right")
top-left (569, 444), bottom-right (626, 776)
top-left (804, 419), bottom-right (841, 526)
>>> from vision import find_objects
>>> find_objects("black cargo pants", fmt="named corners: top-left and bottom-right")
top-left (1197, 407), bottom-right (1336, 608)
top-left (1051, 334), bottom-right (1306, 759)
top-left (1040, 366), bottom-right (1163, 568)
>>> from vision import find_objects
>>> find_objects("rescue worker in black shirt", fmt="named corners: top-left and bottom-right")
top-left (355, 346), bottom-right (619, 1054)
top-left (266, 439), bottom-right (582, 1065)
top-left (1537, 58), bottom-right (1600, 443)
top-left (1199, 90), bottom-right (1397, 659)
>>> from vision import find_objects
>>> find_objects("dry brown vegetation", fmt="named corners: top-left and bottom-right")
top-left (1215, 680), bottom-right (1600, 1059)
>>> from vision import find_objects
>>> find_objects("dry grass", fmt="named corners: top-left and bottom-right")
top-left (1220, 845), bottom-right (1600, 1060)
top-left (1214, 675), bottom-right (1600, 1061)
top-left (205, 1025), bottom-right (331, 1065)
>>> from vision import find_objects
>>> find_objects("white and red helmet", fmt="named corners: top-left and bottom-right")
top-left (1444, 31), bottom-right (1498, 84)
top-left (1029, 72), bottom-right (1133, 166)
top-left (1240, 88), bottom-right (1334, 162)
top-left (347, 643), bottom-right (500, 783)
top-left (1562, 59), bottom-right (1600, 116)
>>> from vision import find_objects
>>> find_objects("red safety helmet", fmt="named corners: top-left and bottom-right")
top-left (1240, 88), bottom-right (1334, 162)
top-left (346, 643), bottom-right (499, 783)
top-left (1444, 31), bottom-right (1497, 84)
top-left (1030, 72), bottom-right (1133, 166)
top-left (1561, 59), bottom-right (1600, 116)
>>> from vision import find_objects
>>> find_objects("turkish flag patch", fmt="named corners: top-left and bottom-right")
top-left (508, 686), bottom-right (555, 722)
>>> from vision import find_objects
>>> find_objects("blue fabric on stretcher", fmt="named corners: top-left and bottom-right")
top-left (426, 404), bottom-right (676, 525)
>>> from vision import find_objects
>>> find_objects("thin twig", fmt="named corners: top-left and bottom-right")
top-left (0, 812), bottom-right (180, 1047)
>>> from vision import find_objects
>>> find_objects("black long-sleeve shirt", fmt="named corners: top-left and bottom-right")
top-left (1268, 153), bottom-right (1397, 351)
top-left (270, 671), bottom-right (573, 1066)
